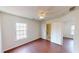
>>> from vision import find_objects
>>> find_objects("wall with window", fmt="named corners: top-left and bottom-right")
top-left (63, 21), bottom-right (75, 38)
top-left (16, 23), bottom-right (27, 40)
top-left (1, 12), bottom-right (41, 51)
top-left (73, 10), bottom-right (79, 52)
top-left (60, 9), bottom-right (79, 52)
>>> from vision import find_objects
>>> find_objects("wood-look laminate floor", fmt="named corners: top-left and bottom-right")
top-left (4, 38), bottom-right (74, 53)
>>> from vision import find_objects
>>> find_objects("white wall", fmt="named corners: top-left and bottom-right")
top-left (63, 22), bottom-right (75, 38)
top-left (1, 12), bottom-right (41, 51)
top-left (51, 22), bottom-right (63, 45)
top-left (41, 21), bottom-right (46, 39)
top-left (0, 13), bottom-right (2, 52)
top-left (73, 10), bottom-right (79, 53)
top-left (75, 21), bottom-right (79, 52)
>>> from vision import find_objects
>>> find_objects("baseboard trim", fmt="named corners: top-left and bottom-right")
top-left (4, 38), bottom-right (62, 53)
top-left (63, 37), bottom-right (73, 39)
top-left (4, 38), bottom-right (42, 53)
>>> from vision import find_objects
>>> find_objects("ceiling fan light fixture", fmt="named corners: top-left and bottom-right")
top-left (39, 16), bottom-right (45, 19)
top-left (38, 10), bottom-right (47, 19)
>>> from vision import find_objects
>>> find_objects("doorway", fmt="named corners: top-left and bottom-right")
top-left (46, 24), bottom-right (51, 40)
top-left (63, 23), bottom-right (75, 52)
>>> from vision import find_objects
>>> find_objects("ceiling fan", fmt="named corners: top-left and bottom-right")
top-left (38, 10), bottom-right (48, 19)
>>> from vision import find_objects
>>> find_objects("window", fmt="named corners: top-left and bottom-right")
top-left (71, 25), bottom-right (75, 35)
top-left (16, 23), bottom-right (27, 40)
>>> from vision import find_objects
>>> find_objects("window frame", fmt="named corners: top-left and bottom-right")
top-left (71, 25), bottom-right (75, 35)
top-left (16, 23), bottom-right (27, 40)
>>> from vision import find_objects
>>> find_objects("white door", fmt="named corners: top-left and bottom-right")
top-left (51, 22), bottom-right (63, 45)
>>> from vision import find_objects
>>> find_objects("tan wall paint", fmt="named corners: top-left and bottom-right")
top-left (46, 24), bottom-right (51, 39)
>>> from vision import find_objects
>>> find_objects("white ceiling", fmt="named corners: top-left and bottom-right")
top-left (0, 6), bottom-right (78, 20)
